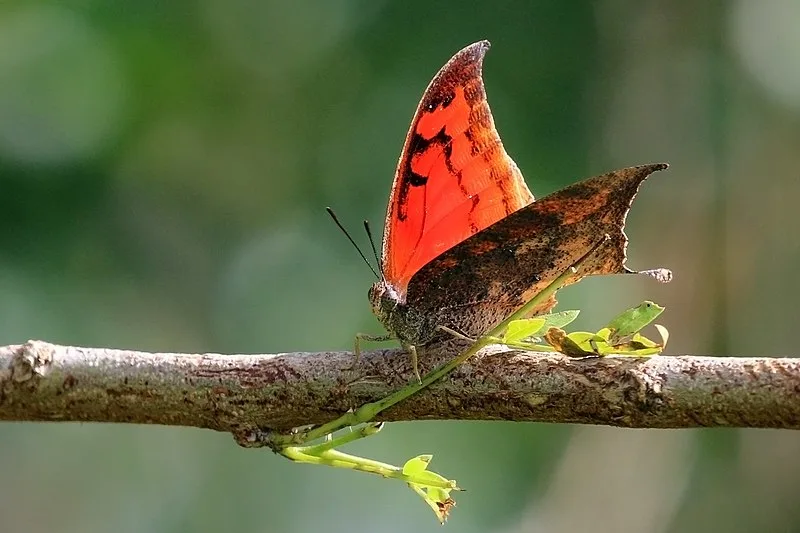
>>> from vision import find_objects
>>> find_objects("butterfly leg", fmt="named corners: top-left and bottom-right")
top-left (408, 344), bottom-right (422, 384)
top-left (354, 333), bottom-right (422, 383)
top-left (352, 332), bottom-right (393, 370)
top-left (436, 325), bottom-right (476, 343)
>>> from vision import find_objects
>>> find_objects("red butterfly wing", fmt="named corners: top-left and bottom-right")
top-left (381, 41), bottom-right (534, 299)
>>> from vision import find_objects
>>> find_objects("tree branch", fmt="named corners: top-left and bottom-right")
top-left (1, 340), bottom-right (798, 444)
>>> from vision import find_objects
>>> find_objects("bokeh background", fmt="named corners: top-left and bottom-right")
top-left (1, 1), bottom-right (799, 532)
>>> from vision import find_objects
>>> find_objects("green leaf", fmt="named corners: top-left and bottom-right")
top-left (503, 318), bottom-right (546, 342)
top-left (654, 324), bottom-right (670, 347)
top-left (409, 483), bottom-right (456, 524)
top-left (593, 327), bottom-right (611, 341)
top-left (544, 327), bottom-right (594, 357)
top-left (599, 324), bottom-right (670, 357)
top-left (413, 470), bottom-right (454, 487)
top-left (537, 310), bottom-right (580, 332)
top-left (605, 301), bottom-right (664, 344)
top-left (402, 454), bottom-right (432, 475)
top-left (403, 454), bottom-right (459, 523)
top-left (501, 310), bottom-right (580, 348)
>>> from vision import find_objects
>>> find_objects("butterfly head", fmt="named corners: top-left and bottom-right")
top-left (368, 280), bottom-right (401, 326)
top-left (369, 280), bottom-right (436, 346)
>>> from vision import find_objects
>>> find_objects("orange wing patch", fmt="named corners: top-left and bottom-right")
top-left (381, 41), bottom-right (534, 299)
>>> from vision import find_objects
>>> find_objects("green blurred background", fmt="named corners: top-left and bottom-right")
top-left (2, 1), bottom-right (800, 531)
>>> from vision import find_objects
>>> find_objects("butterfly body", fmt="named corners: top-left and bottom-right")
top-left (370, 41), bottom-right (670, 350)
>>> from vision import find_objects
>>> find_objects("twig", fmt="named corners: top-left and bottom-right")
top-left (1, 340), bottom-right (799, 445)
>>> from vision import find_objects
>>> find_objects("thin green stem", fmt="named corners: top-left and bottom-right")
top-left (485, 338), bottom-right (556, 352)
top-left (301, 423), bottom-right (382, 454)
top-left (281, 444), bottom-right (455, 488)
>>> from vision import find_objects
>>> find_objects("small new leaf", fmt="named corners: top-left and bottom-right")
top-left (409, 483), bottom-right (456, 524)
top-left (544, 327), bottom-right (594, 357)
top-left (605, 301), bottom-right (664, 344)
top-left (402, 454), bottom-right (432, 475)
top-left (503, 318), bottom-right (546, 343)
top-left (541, 302), bottom-right (669, 358)
top-left (403, 455), bottom-right (460, 524)
top-left (536, 310), bottom-right (580, 331)
top-left (500, 310), bottom-right (581, 349)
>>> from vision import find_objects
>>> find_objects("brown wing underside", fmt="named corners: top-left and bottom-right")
top-left (405, 163), bottom-right (670, 340)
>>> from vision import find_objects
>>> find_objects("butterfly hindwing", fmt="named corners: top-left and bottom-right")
top-left (402, 164), bottom-right (670, 342)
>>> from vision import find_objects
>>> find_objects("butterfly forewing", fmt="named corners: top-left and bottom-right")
top-left (381, 41), bottom-right (534, 298)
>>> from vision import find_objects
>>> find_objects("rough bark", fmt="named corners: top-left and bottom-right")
top-left (1, 340), bottom-right (798, 445)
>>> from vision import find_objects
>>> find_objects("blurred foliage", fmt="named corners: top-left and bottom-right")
top-left (2, 1), bottom-right (800, 532)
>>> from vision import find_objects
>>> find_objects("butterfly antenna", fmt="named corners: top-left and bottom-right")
top-left (326, 207), bottom-right (380, 279)
top-left (363, 219), bottom-right (384, 279)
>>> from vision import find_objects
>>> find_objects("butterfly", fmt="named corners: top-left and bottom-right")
top-left (366, 40), bottom-right (670, 370)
